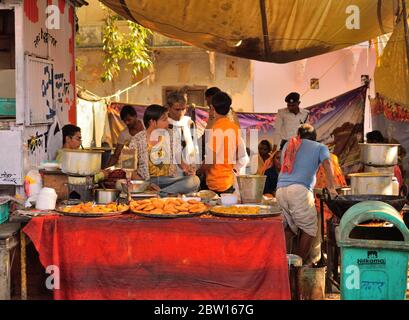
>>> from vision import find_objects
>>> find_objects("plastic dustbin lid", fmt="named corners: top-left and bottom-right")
top-left (338, 200), bottom-right (409, 251)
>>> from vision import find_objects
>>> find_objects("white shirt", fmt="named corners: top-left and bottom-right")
top-left (168, 116), bottom-right (200, 175)
top-left (273, 108), bottom-right (310, 145)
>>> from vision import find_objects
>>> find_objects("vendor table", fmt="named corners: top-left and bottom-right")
top-left (23, 214), bottom-right (290, 300)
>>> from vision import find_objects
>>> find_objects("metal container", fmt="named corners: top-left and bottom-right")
top-left (338, 187), bottom-right (352, 196)
top-left (94, 189), bottom-right (119, 204)
top-left (237, 175), bottom-right (267, 204)
top-left (349, 172), bottom-right (394, 195)
top-left (91, 147), bottom-right (113, 169)
top-left (121, 180), bottom-right (149, 194)
top-left (359, 143), bottom-right (399, 166)
top-left (61, 149), bottom-right (103, 176)
top-left (364, 164), bottom-right (395, 174)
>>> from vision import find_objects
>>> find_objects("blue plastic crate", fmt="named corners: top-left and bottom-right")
top-left (0, 203), bottom-right (9, 224)
top-left (0, 98), bottom-right (16, 117)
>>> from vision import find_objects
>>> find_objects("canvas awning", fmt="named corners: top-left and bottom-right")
top-left (99, 0), bottom-right (402, 63)
top-left (373, 14), bottom-right (409, 121)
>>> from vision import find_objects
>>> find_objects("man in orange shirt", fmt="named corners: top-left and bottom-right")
top-left (202, 91), bottom-right (241, 194)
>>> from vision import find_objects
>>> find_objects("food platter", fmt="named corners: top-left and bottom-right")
top-left (129, 198), bottom-right (209, 219)
top-left (131, 210), bottom-right (205, 219)
top-left (56, 203), bottom-right (129, 217)
top-left (210, 204), bottom-right (282, 218)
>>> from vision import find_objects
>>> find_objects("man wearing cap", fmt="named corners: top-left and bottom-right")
top-left (273, 92), bottom-right (310, 151)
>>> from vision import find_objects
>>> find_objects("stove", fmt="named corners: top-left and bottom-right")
top-left (67, 175), bottom-right (94, 202)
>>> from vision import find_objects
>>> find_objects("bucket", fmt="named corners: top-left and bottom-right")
top-left (237, 175), bottom-right (266, 203)
top-left (35, 187), bottom-right (58, 210)
top-left (297, 265), bottom-right (326, 300)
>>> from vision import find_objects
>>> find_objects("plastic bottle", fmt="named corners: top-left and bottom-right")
top-left (392, 177), bottom-right (400, 196)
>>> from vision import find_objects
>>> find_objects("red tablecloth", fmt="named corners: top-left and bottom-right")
top-left (23, 214), bottom-right (290, 300)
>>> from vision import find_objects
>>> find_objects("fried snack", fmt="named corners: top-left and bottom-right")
top-left (211, 206), bottom-right (261, 215)
top-left (60, 202), bottom-right (129, 214)
top-left (130, 198), bottom-right (208, 215)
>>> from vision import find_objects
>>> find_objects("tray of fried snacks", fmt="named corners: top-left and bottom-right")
top-left (57, 202), bottom-right (129, 217)
top-left (210, 204), bottom-right (281, 218)
top-left (130, 198), bottom-right (209, 218)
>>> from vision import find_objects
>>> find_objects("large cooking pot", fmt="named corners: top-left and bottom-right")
top-left (349, 172), bottom-right (394, 195)
top-left (359, 143), bottom-right (399, 166)
top-left (364, 164), bottom-right (394, 174)
top-left (61, 149), bottom-right (103, 176)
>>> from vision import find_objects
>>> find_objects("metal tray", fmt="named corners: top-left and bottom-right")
top-left (210, 204), bottom-right (282, 218)
top-left (56, 206), bottom-right (129, 218)
top-left (130, 209), bottom-right (207, 219)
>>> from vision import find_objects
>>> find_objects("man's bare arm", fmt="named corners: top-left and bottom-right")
top-left (106, 144), bottom-right (124, 168)
top-left (322, 158), bottom-right (338, 198)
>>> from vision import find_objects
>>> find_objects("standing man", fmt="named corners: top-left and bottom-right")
top-left (204, 87), bottom-right (240, 131)
top-left (273, 92), bottom-right (310, 151)
top-left (276, 124), bottom-right (338, 263)
top-left (167, 91), bottom-right (200, 175)
top-left (106, 105), bottom-right (145, 168)
top-left (203, 91), bottom-right (243, 194)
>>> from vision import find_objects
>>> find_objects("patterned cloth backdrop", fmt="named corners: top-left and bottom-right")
top-left (194, 86), bottom-right (367, 174)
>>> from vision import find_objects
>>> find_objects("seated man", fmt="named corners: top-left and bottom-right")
top-left (56, 124), bottom-right (108, 182)
top-left (129, 105), bottom-right (200, 196)
top-left (202, 91), bottom-right (242, 194)
top-left (276, 124), bottom-right (338, 263)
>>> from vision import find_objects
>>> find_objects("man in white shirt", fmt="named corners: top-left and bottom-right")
top-left (273, 92), bottom-right (310, 150)
top-left (167, 91), bottom-right (200, 176)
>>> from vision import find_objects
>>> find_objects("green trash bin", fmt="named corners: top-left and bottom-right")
top-left (338, 201), bottom-right (409, 300)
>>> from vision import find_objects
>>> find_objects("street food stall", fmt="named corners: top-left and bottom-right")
top-left (15, 159), bottom-right (291, 299)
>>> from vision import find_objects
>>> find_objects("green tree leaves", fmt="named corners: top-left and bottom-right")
top-left (101, 8), bottom-right (153, 82)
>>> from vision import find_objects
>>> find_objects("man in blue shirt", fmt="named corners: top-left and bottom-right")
top-left (276, 124), bottom-right (338, 264)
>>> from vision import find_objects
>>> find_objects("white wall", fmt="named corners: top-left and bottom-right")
top-left (253, 45), bottom-right (377, 133)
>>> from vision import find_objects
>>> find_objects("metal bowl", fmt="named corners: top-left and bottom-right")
top-left (121, 180), bottom-right (149, 194)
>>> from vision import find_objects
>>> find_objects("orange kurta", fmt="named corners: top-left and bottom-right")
top-left (206, 118), bottom-right (239, 192)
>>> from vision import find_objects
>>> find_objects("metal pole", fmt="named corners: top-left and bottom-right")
top-left (20, 231), bottom-right (27, 300)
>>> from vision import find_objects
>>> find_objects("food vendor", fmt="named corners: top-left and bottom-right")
top-left (128, 104), bottom-right (200, 195)
top-left (275, 124), bottom-right (338, 263)
top-left (56, 124), bottom-right (109, 182)
top-left (309, 152), bottom-right (347, 265)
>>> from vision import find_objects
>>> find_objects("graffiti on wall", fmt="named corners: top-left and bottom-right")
top-left (54, 72), bottom-right (72, 113)
top-left (27, 130), bottom-right (49, 155)
top-left (41, 65), bottom-right (56, 120)
top-left (34, 28), bottom-right (58, 47)
top-left (40, 65), bottom-right (72, 120)
top-left (0, 171), bottom-right (18, 185)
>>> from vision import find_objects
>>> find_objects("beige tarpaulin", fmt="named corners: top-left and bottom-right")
top-left (100, 0), bottom-right (401, 63)
top-left (373, 16), bottom-right (409, 121)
